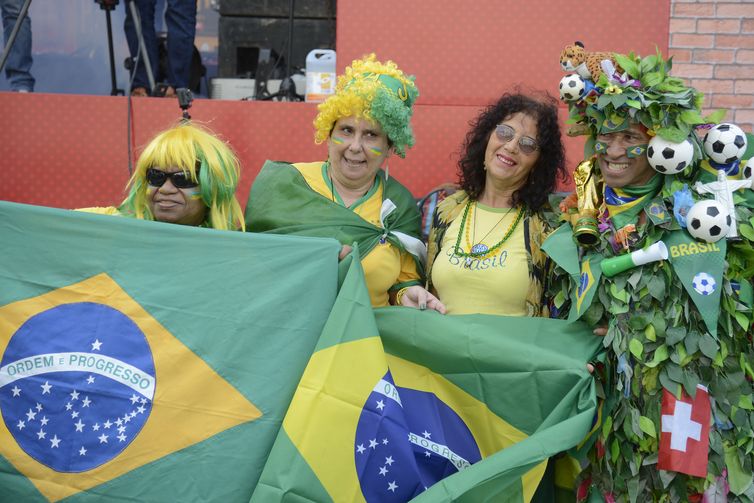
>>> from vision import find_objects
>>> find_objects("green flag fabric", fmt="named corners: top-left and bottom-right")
top-left (664, 229), bottom-right (726, 336)
top-left (252, 252), bottom-right (601, 502)
top-left (245, 161), bottom-right (424, 269)
top-left (0, 201), bottom-right (340, 502)
top-left (541, 224), bottom-right (605, 321)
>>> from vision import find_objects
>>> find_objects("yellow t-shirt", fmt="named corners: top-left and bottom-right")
top-left (431, 202), bottom-right (529, 315)
top-left (293, 162), bottom-right (420, 307)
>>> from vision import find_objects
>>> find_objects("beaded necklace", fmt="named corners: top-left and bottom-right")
top-left (452, 200), bottom-right (525, 266)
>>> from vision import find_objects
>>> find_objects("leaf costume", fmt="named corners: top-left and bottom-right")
top-left (548, 49), bottom-right (754, 501)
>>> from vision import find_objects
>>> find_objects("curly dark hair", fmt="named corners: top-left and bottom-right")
top-left (458, 92), bottom-right (566, 211)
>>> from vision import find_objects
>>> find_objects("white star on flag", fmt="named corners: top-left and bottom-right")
top-left (92, 423), bottom-right (100, 431)
top-left (35, 403), bottom-right (42, 412)
top-left (369, 439), bottom-right (378, 449)
top-left (98, 434), bottom-right (108, 444)
top-left (36, 429), bottom-right (46, 440)
top-left (379, 466), bottom-right (388, 476)
top-left (118, 425), bottom-right (126, 434)
top-left (91, 339), bottom-right (103, 351)
top-left (376, 399), bottom-right (385, 410)
top-left (129, 394), bottom-right (139, 404)
top-left (103, 420), bottom-right (112, 429)
top-left (71, 411), bottom-right (79, 419)
top-left (382, 438), bottom-right (389, 445)
top-left (50, 435), bottom-right (61, 448)
top-left (40, 381), bottom-right (52, 394)
top-left (40, 416), bottom-right (48, 426)
top-left (79, 447), bottom-right (87, 456)
top-left (82, 397), bottom-right (91, 407)
top-left (25, 409), bottom-right (36, 421)
top-left (356, 444), bottom-right (366, 454)
top-left (86, 376), bottom-right (95, 384)
top-left (16, 420), bottom-right (25, 430)
top-left (74, 420), bottom-right (85, 432)
top-left (118, 433), bottom-right (127, 442)
top-left (65, 403), bottom-right (73, 411)
top-left (422, 430), bottom-right (431, 439)
top-left (70, 390), bottom-right (79, 400)
top-left (11, 386), bottom-right (21, 397)
top-left (388, 481), bottom-right (398, 492)
top-left (385, 456), bottom-right (394, 466)
top-left (137, 405), bottom-right (146, 414)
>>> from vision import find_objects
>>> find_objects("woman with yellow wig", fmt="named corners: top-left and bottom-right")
top-left (82, 122), bottom-right (245, 231)
top-left (246, 54), bottom-right (441, 309)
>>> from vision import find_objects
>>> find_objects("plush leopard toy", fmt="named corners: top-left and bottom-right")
top-left (560, 41), bottom-right (616, 81)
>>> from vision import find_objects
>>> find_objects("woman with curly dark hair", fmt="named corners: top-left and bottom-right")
top-left (396, 92), bottom-right (566, 315)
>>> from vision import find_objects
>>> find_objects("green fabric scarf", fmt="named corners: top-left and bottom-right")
top-left (604, 174), bottom-right (663, 230)
top-left (245, 160), bottom-right (424, 276)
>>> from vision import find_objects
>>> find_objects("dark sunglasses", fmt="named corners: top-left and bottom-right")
top-left (495, 124), bottom-right (539, 155)
top-left (145, 168), bottom-right (199, 189)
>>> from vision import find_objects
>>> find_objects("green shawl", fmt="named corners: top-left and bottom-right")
top-left (245, 161), bottom-right (425, 276)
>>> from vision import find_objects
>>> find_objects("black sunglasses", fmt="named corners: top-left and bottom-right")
top-left (145, 168), bottom-right (199, 189)
top-left (495, 124), bottom-right (539, 155)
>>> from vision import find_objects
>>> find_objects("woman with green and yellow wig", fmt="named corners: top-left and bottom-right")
top-left (246, 54), bottom-right (438, 309)
top-left (82, 122), bottom-right (245, 231)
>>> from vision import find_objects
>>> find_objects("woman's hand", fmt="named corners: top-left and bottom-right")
top-left (399, 286), bottom-right (446, 314)
top-left (338, 244), bottom-right (353, 261)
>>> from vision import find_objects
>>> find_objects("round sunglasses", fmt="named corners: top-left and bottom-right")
top-left (494, 124), bottom-right (539, 155)
top-left (145, 168), bottom-right (200, 189)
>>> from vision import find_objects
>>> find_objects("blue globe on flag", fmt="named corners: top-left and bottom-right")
top-left (354, 371), bottom-right (481, 501)
top-left (0, 302), bottom-right (155, 472)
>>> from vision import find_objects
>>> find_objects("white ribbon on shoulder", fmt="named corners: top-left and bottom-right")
top-left (380, 199), bottom-right (427, 266)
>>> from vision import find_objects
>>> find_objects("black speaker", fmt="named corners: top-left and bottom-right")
top-left (219, 0), bottom-right (335, 19)
top-left (218, 16), bottom-right (335, 79)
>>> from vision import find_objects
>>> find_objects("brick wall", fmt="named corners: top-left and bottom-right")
top-left (669, 0), bottom-right (754, 133)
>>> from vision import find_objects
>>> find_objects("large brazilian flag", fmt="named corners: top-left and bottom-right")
top-left (252, 253), bottom-right (601, 502)
top-left (0, 201), bottom-right (340, 502)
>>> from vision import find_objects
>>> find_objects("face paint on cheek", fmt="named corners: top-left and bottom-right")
top-left (331, 136), bottom-right (345, 145)
top-left (368, 146), bottom-right (383, 156)
top-left (186, 189), bottom-right (202, 200)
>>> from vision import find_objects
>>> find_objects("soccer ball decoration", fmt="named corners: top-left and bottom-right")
top-left (692, 272), bottom-right (717, 296)
top-left (559, 74), bottom-right (585, 101)
top-left (703, 123), bottom-right (748, 165)
top-left (647, 137), bottom-right (694, 174)
top-left (686, 200), bottom-right (731, 243)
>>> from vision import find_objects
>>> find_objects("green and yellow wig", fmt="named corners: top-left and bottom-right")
top-left (313, 53), bottom-right (419, 157)
top-left (119, 122), bottom-right (245, 231)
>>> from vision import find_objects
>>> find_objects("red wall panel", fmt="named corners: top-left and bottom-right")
top-left (336, 0), bottom-right (670, 106)
top-left (0, 1), bottom-right (670, 209)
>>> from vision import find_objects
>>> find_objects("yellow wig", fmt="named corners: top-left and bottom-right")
top-left (313, 54), bottom-right (419, 157)
top-left (119, 122), bottom-right (245, 231)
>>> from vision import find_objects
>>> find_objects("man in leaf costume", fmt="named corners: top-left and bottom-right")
top-left (546, 48), bottom-right (754, 501)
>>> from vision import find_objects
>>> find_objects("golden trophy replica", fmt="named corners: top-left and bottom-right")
top-left (571, 160), bottom-right (602, 246)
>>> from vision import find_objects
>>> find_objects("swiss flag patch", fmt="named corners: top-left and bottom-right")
top-left (658, 384), bottom-right (711, 478)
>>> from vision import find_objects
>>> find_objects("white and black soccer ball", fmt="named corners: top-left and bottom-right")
top-left (692, 272), bottom-right (717, 296)
top-left (559, 74), bottom-right (585, 102)
top-left (647, 137), bottom-right (694, 174)
top-left (703, 123), bottom-right (748, 165)
top-left (686, 200), bottom-right (731, 242)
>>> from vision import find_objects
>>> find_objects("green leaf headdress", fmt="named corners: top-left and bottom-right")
top-left (563, 48), bottom-right (724, 156)
top-left (313, 53), bottom-right (419, 158)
